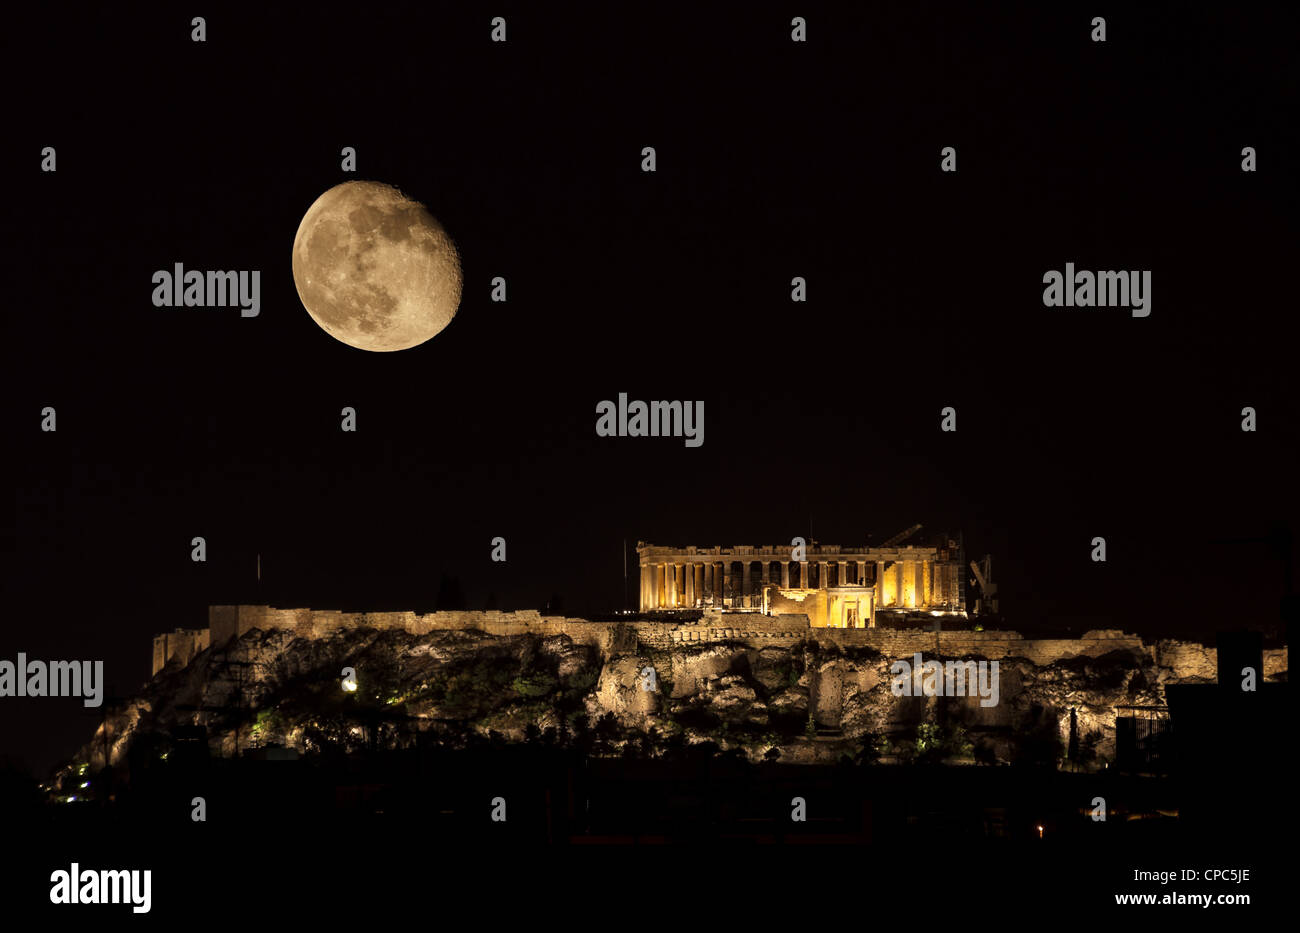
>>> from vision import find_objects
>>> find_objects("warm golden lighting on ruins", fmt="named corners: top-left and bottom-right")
top-left (635, 538), bottom-right (966, 627)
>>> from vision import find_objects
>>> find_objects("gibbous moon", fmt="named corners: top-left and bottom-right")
top-left (292, 180), bottom-right (462, 351)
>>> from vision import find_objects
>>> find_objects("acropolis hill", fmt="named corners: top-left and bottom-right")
top-left (129, 598), bottom-right (1287, 772)
top-left (119, 537), bottom-right (1286, 775)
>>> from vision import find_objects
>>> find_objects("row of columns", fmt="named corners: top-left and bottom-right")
top-left (878, 559), bottom-right (936, 610)
top-left (640, 558), bottom-right (926, 610)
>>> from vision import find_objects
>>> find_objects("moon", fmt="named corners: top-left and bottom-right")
top-left (292, 180), bottom-right (462, 351)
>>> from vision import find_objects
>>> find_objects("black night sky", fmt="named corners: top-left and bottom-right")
top-left (6, 2), bottom-right (1296, 776)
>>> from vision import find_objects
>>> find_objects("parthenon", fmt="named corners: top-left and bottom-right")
top-left (636, 537), bottom-right (968, 628)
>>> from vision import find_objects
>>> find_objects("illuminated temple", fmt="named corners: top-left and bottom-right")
top-left (636, 535), bottom-right (968, 628)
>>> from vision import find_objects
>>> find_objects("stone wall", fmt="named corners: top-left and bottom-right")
top-left (1150, 639), bottom-right (1217, 682)
top-left (661, 611), bottom-right (810, 648)
top-left (1265, 648), bottom-right (1288, 678)
top-left (1148, 638), bottom-right (1288, 682)
top-left (151, 628), bottom-right (211, 676)
top-left (174, 605), bottom-right (1290, 686)
top-left (207, 605), bottom-right (613, 651)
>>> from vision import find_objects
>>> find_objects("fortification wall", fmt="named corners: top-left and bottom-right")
top-left (1151, 639), bottom-right (1217, 681)
top-left (1148, 639), bottom-right (1288, 682)
top-left (1265, 648), bottom-right (1288, 677)
top-left (660, 612), bottom-right (809, 649)
top-left (207, 605), bottom-right (613, 650)
top-left (182, 606), bottom-right (1289, 685)
top-left (151, 628), bottom-right (211, 676)
top-left (658, 619), bottom-right (1152, 667)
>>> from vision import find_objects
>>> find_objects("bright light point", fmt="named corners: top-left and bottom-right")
top-left (342, 680), bottom-right (357, 693)
top-left (80, 781), bottom-right (89, 788)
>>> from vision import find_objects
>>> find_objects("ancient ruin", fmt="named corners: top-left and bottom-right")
top-left (130, 531), bottom-right (1286, 776)
top-left (636, 535), bottom-right (967, 626)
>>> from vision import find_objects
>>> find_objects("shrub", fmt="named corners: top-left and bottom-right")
top-left (512, 673), bottom-right (558, 698)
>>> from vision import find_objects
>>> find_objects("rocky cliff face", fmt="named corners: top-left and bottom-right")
top-left (60, 624), bottom-right (1285, 786)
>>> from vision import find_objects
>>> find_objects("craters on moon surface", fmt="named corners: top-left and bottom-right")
top-left (292, 181), bottom-right (462, 352)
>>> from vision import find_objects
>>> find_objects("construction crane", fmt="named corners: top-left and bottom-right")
top-left (969, 554), bottom-right (998, 616)
top-left (881, 523), bottom-right (923, 548)
top-left (877, 524), bottom-right (925, 577)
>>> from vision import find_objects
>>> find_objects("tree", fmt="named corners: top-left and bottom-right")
top-left (1077, 729), bottom-right (1104, 770)
top-left (853, 731), bottom-right (881, 766)
top-left (1013, 704), bottom-right (1064, 768)
top-left (1066, 708), bottom-right (1080, 766)
top-left (592, 712), bottom-right (621, 756)
top-left (568, 712), bottom-right (592, 754)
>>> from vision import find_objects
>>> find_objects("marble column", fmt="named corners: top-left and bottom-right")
top-left (685, 562), bottom-right (695, 608)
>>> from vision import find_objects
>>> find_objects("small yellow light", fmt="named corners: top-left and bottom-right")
top-left (342, 679), bottom-right (357, 693)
